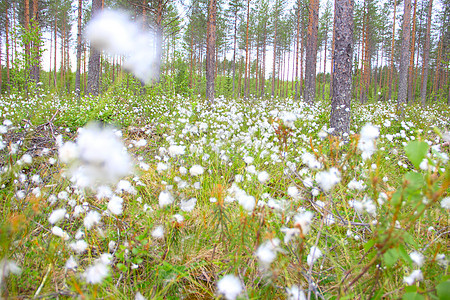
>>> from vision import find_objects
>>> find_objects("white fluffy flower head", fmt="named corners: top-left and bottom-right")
top-left (59, 123), bottom-right (132, 190)
top-left (85, 10), bottom-right (160, 83)
top-left (217, 274), bottom-right (242, 300)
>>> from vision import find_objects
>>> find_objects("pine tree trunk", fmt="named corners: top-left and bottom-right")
top-left (322, 29), bottom-right (328, 100)
top-left (397, 0), bottom-right (411, 107)
top-left (272, 15), bottom-right (278, 98)
top-left (304, 0), bottom-right (320, 103)
top-left (433, 36), bottom-right (443, 101)
top-left (407, 0), bottom-right (417, 103)
top-left (330, 0), bottom-right (354, 137)
top-left (5, 2), bottom-right (10, 92)
top-left (244, 0), bottom-right (250, 99)
top-left (330, 7), bottom-right (336, 99)
top-left (295, 4), bottom-right (301, 100)
top-left (75, 0), bottom-right (83, 96)
top-left (87, 0), bottom-right (102, 96)
top-left (420, 0), bottom-right (433, 106)
top-left (54, 18), bottom-right (57, 88)
top-left (388, 0), bottom-right (397, 100)
top-left (232, 11), bottom-right (238, 97)
top-left (206, 0), bottom-right (217, 103)
top-left (31, 0), bottom-right (40, 83)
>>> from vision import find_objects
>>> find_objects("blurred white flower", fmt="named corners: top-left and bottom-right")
top-left (286, 286), bottom-right (306, 300)
top-left (294, 211), bottom-right (314, 236)
top-left (159, 190), bottom-right (174, 208)
top-left (84, 210), bottom-right (101, 230)
top-left (70, 240), bottom-right (88, 254)
top-left (84, 261), bottom-right (109, 284)
top-left (85, 10), bottom-right (160, 83)
top-left (358, 124), bottom-right (379, 160)
top-left (257, 171), bottom-right (270, 183)
top-left (287, 186), bottom-right (300, 199)
top-left (307, 246), bottom-right (323, 266)
top-left (52, 226), bottom-right (70, 240)
top-left (189, 165), bottom-right (204, 176)
top-left (403, 269), bottom-right (423, 285)
top-left (59, 123), bottom-right (132, 190)
top-left (316, 168), bottom-right (341, 192)
top-left (441, 197), bottom-right (450, 209)
top-left (217, 274), bottom-right (242, 300)
top-left (151, 225), bottom-right (164, 239)
top-left (107, 195), bottom-right (123, 215)
top-left (410, 251), bottom-right (424, 267)
top-left (48, 208), bottom-right (66, 224)
top-left (65, 256), bottom-right (78, 270)
top-left (0, 259), bottom-right (21, 278)
top-left (255, 239), bottom-right (280, 267)
top-left (180, 198), bottom-right (196, 212)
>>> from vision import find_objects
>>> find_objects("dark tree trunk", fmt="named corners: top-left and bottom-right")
top-left (397, 0), bottom-right (411, 107)
top-left (407, 0), bottom-right (417, 103)
top-left (420, 0), bottom-right (433, 106)
top-left (330, 0), bottom-right (354, 137)
top-left (304, 0), bottom-right (320, 103)
top-left (75, 0), bottom-right (83, 96)
top-left (87, 0), bottom-right (102, 96)
top-left (206, 0), bottom-right (217, 103)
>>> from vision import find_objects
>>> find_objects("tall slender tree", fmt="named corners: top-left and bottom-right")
top-left (397, 0), bottom-right (411, 106)
top-left (304, 0), bottom-right (319, 103)
top-left (87, 0), bottom-right (102, 96)
top-left (420, 0), bottom-right (433, 106)
top-left (206, 0), bottom-right (217, 102)
top-left (330, 0), bottom-right (354, 136)
top-left (75, 0), bottom-right (83, 96)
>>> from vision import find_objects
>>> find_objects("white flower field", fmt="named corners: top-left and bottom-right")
top-left (0, 91), bottom-right (449, 299)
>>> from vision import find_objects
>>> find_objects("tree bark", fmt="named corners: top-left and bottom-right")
top-left (75, 0), bottom-right (83, 96)
top-left (31, 0), bottom-right (40, 83)
top-left (294, 1), bottom-right (301, 100)
top-left (397, 0), bottom-right (411, 108)
top-left (5, 2), bottom-right (10, 92)
top-left (304, 0), bottom-right (320, 103)
top-left (244, 0), bottom-right (250, 99)
top-left (232, 10), bottom-right (238, 97)
top-left (407, 0), bottom-right (417, 103)
top-left (420, 0), bottom-right (433, 106)
top-left (388, 0), bottom-right (397, 100)
top-left (206, 0), bottom-right (217, 103)
top-left (330, 0), bottom-right (354, 137)
top-left (87, 0), bottom-right (102, 96)
top-left (272, 8), bottom-right (278, 98)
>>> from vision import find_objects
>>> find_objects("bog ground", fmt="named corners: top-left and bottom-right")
top-left (0, 92), bottom-right (449, 299)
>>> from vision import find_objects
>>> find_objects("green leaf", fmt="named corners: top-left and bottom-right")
top-left (383, 248), bottom-right (400, 267)
top-left (364, 239), bottom-right (376, 252)
top-left (437, 281), bottom-right (450, 300)
top-left (405, 141), bottom-right (429, 169)
top-left (117, 263), bottom-right (127, 272)
top-left (398, 245), bottom-right (412, 264)
top-left (402, 292), bottom-right (425, 300)
top-left (405, 172), bottom-right (424, 191)
top-left (391, 190), bottom-right (403, 206)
